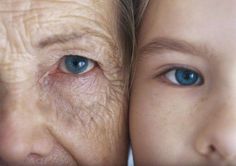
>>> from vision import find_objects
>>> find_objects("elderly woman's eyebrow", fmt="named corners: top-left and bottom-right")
top-left (37, 29), bottom-right (116, 49)
top-left (38, 32), bottom-right (84, 48)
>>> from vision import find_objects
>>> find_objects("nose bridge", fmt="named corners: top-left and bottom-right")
top-left (0, 50), bottom-right (39, 109)
top-left (0, 77), bottom-right (40, 125)
top-left (0, 107), bottom-right (35, 161)
top-left (2, 83), bottom-right (36, 114)
top-left (0, 53), bottom-right (36, 84)
top-left (0, 56), bottom-right (47, 163)
top-left (0, 82), bottom-right (52, 164)
top-left (0, 109), bottom-right (53, 164)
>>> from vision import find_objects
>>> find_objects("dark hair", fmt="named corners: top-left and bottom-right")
top-left (118, 0), bottom-right (135, 91)
top-left (133, 0), bottom-right (149, 33)
top-left (130, 0), bottom-right (149, 87)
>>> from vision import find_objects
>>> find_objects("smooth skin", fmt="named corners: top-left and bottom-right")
top-left (0, 0), bottom-right (128, 165)
top-left (131, 0), bottom-right (236, 165)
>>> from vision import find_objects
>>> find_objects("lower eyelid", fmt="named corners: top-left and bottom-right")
top-left (46, 66), bottom-right (101, 88)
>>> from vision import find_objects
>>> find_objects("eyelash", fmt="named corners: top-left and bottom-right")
top-left (156, 65), bottom-right (204, 87)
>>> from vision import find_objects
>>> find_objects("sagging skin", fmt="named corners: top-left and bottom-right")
top-left (131, 0), bottom-right (236, 165)
top-left (0, 0), bottom-right (128, 165)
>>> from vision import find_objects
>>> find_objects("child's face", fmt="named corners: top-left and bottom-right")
top-left (130, 0), bottom-right (236, 165)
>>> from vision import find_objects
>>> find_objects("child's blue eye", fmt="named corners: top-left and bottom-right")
top-left (164, 68), bottom-right (203, 86)
top-left (60, 55), bottom-right (95, 74)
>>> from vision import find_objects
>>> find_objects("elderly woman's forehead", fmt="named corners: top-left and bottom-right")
top-left (0, 0), bottom-right (116, 21)
top-left (0, 0), bottom-right (118, 46)
top-left (0, 0), bottom-right (115, 9)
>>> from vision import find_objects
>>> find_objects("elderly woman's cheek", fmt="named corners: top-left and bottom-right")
top-left (40, 66), bottom-right (123, 134)
top-left (35, 58), bottom-right (127, 164)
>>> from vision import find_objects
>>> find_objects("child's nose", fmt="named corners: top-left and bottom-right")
top-left (195, 108), bottom-right (236, 161)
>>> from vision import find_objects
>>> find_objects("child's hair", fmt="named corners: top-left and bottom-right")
top-left (130, 0), bottom-right (149, 88)
top-left (118, 0), bottom-right (135, 96)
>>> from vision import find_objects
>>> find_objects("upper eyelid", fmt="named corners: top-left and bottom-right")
top-left (37, 37), bottom-right (115, 66)
top-left (38, 44), bottom-right (99, 65)
top-left (154, 64), bottom-right (201, 77)
top-left (154, 64), bottom-right (204, 81)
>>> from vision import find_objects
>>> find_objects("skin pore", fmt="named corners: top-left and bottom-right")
top-left (0, 0), bottom-right (128, 165)
top-left (131, 0), bottom-right (236, 165)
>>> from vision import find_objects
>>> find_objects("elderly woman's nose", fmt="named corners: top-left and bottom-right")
top-left (0, 82), bottom-right (53, 164)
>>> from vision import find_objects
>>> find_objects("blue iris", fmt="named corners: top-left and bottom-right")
top-left (175, 68), bottom-right (200, 85)
top-left (65, 55), bottom-right (89, 74)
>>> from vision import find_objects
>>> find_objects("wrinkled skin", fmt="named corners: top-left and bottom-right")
top-left (0, 0), bottom-right (128, 165)
top-left (131, 0), bottom-right (236, 165)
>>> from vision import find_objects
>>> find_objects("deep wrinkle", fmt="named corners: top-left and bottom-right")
top-left (0, 0), bottom-right (129, 165)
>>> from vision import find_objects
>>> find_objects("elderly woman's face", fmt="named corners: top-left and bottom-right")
top-left (0, 0), bottom-right (128, 165)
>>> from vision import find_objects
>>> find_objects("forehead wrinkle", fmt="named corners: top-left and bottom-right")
top-left (60, 15), bottom-right (115, 44)
top-left (16, 1), bottom-right (118, 48)
top-left (37, 28), bottom-right (117, 52)
top-left (0, 18), bottom-right (34, 57)
top-left (0, 0), bottom-right (76, 11)
top-left (28, 19), bottom-right (118, 57)
top-left (0, 0), bottom-right (119, 59)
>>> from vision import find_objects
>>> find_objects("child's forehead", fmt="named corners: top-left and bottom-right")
top-left (138, 0), bottom-right (236, 60)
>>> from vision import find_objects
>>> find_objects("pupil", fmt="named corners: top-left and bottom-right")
top-left (72, 60), bottom-right (78, 66)
top-left (183, 71), bottom-right (193, 80)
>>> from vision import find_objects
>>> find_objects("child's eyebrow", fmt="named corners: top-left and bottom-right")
top-left (138, 37), bottom-right (214, 59)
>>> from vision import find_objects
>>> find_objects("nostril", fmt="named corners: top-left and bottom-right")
top-left (28, 153), bottom-right (43, 159)
top-left (209, 145), bottom-right (216, 152)
top-left (0, 157), bottom-right (7, 166)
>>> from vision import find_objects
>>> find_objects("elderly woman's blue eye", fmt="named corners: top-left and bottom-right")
top-left (60, 55), bottom-right (95, 74)
top-left (164, 68), bottom-right (203, 86)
